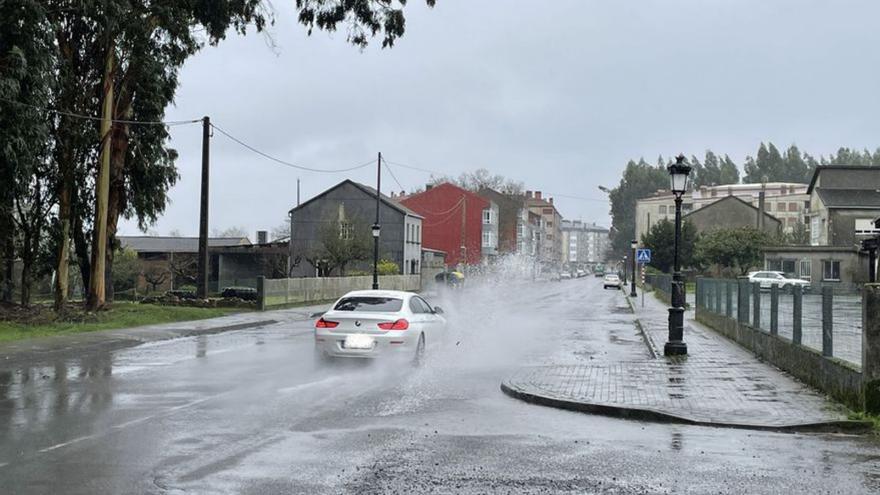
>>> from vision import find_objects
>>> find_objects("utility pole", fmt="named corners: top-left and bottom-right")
top-left (297, 178), bottom-right (301, 206)
top-left (197, 116), bottom-right (210, 299)
top-left (372, 153), bottom-right (382, 290)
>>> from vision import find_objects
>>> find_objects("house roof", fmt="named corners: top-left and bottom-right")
top-left (289, 179), bottom-right (423, 219)
top-left (683, 195), bottom-right (781, 224)
top-left (807, 165), bottom-right (880, 194)
top-left (815, 188), bottom-right (880, 209)
top-left (401, 182), bottom-right (490, 210)
top-left (118, 236), bottom-right (251, 253)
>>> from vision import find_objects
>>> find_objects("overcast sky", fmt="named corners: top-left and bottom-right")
top-left (119, 0), bottom-right (880, 238)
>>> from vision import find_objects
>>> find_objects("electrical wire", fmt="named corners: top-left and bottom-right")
top-left (382, 157), bottom-right (406, 193)
top-left (383, 158), bottom-right (447, 177)
top-left (210, 123), bottom-right (375, 173)
top-left (0, 96), bottom-right (201, 126)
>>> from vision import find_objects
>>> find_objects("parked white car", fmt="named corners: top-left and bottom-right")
top-left (603, 273), bottom-right (621, 290)
top-left (747, 271), bottom-right (811, 291)
top-left (314, 290), bottom-right (447, 364)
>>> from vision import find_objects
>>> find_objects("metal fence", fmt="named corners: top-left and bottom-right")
top-left (644, 273), bottom-right (672, 299)
top-left (697, 278), bottom-right (863, 369)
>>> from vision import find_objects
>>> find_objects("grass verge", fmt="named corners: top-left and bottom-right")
top-left (848, 412), bottom-right (880, 434)
top-left (0, 303), bottom-right (244, 343)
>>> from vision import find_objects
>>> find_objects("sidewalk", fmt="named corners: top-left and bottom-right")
top-left (502, 289), bottom-right (870, 432)
top-left (0, 303), bottom-right (329, 369)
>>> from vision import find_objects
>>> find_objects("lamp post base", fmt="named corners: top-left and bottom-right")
top-left (664, 341), bottom-right (688, 356)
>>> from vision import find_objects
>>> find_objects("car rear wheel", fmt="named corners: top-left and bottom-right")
top-left (413, 334), bottom-right (426, 367)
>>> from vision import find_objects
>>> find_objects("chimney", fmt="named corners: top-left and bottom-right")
top-left (257, 230), bottom-right (268, 244)
top-left (525, 190), bottom-right (532, 198)
top-left (535, 191), bottom-right (542, 200)
top-left (426, 184), bottom-right (433, 191)
top-left (549, 197), bottom-right (553, 205)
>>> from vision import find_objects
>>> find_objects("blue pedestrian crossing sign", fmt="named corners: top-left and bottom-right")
top-left (636, 248), bottom-right (651, 264)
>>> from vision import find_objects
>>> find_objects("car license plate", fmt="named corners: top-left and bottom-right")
top-left (343, 334), bottom-right (374, 350)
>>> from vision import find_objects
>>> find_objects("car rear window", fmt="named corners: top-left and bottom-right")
top-left (333, 297), bottom-right (403, 312)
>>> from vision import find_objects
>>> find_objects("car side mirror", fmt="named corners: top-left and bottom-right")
top-left (433, 306), bottom-right (444, 315)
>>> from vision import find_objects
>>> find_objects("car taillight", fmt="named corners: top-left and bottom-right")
top-left (315, 318), bottom-right (339, 329)
top-left (377, 319), bottom-right (409, 330)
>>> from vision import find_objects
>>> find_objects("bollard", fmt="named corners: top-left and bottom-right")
top-left (752, 282), bottom-right (761, 329)
top-left (737, 278), bottom-right (750, 324)
top-left (822, 286), bottom-right (833, 358)
top-left (863, 284), bottom-right (880, 414)
top-left (770, 285), bottom-right (779, 336)
top-left (726, 280), bottom-right (734, 318)
top-left (792, 285), bottom-right (802, 345)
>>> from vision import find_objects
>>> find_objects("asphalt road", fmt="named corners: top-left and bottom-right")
top-left (1, 279), bottom-right (879, 494)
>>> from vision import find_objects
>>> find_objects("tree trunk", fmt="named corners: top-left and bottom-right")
top-left (105, 115), bottom-right (130, 304)
top-left (20, 230), bottom-right (32, 307)
top-left (72, 211), bottom-right (90, 298)
top-left (0, 192), bottom-right (13, 304)
top-left (87, 44), bottom-right (114, 310)
top-left (54, 141), bottom-right (73, 311)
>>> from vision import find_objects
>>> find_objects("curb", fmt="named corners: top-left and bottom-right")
top-left (500, 381), bottom-right (873, 434)
top-left (624, 292), bottom-right (660, 359)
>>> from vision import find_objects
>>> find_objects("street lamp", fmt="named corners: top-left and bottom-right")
top-left (622, 256), bottom-right (627, 285)
top-left (630, 239), bottom-right (638, 297)
top-left (371, 223), bottom-right (381, 290)
top-left (664, 154), bottom-right (692, 357)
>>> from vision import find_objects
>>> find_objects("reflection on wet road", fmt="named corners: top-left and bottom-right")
top-left (1, 279), bottom-right (879, 494)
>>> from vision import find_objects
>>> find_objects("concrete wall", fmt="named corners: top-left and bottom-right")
top-left (260, 274), bottom-right (421, 309)
top-left (695, 287), bottom-right (863, 409)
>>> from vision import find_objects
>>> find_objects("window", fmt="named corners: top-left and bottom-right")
top-left (483, 210), bottom-right (493, 224)
top-left (777, 202), bottom-right (786, 212)
top-left (822, 260), bottom-right (841, 281)
top-left (659, 205), bottom-right (668, 214)
top-left (788, 202), bottom-right (798, 212)
top-left (782, 259), bottom-right (796, 276)
top-left (338, 222), bottom-right (353, 240)
top-left (766, 202), bottom-right (773, 211)
top-left (334, 297), bottom-right (403, 312)
top-left (482, 232), bottom-right (494, 247)
top-left (810, 216), bottom-right (820, 245)
top-left (409, 298), bottom-right (429, 314)
top-left (766, 259), bottom-right (782, 271)
top-left (799, 260), bottom-right (811, 281)
top-left (416, 225), bottom-right (420, 243)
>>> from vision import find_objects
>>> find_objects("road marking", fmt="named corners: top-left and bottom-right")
top-left (277, 376), bottom-right (344, 394)
top-left (38, 435), bottom-right (95, 453)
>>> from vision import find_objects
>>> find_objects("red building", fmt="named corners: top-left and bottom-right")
top-left (399, 183), bottom-right (489, 267)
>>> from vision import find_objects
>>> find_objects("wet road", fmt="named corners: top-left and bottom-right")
top-left (1, 279), bottom-right (879, 494)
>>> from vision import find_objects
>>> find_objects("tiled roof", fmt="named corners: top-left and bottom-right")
top-left (815, 188), bottom-right (880, 208)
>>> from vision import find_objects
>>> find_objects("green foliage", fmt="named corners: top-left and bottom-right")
top-left (296, 0), bottom-right (437, 48)
top-left (695, 227), bottom-right (773, 275)
top-left (0, 302), bottom-right (241, 343)
top-left (640, 219), bottom-right (699, 273)
top-left (307, 221), bottom-right (372, 276)
top-left (743, 143), bottom-right (818, 183)
top-left (111, 248), bottom-right (140, 292)
top-left (608, 158), bottom-right (669, 255)
top-left (377, 259), bottom-right (399, 275)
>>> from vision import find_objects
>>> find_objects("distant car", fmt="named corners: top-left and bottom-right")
top-left (603, 273), bottom-right (621, 290)
top-left (747, 271), bottom-right (811, 291)
top-left (314, 290), bottom-right (446, 365)
top-left (560, 272), bottom-right (572, 280)
top-left (576, 269), bottom-right (587, 278)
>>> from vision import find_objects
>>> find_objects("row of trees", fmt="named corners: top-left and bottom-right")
top-left (640, 220), bottom-right (781, 276)
top-left (0, 0), bottom-right (433, 309)
top-left (608, 143), bottom-right (880, 255)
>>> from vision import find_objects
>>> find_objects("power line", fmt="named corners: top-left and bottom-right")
top-left (382, 157), bottom-right (406, 192)
top-left (210, 123), bottom-right (375, 173)
top-left (0, 96), bottom-right (201, 126)
top-left (383, 158), bottom-right (447, 177)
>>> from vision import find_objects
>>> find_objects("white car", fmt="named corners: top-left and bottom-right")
top-left (314, 290), bottom-right (447, 364)
top-left (603, 273), bottom-right (621, 290)
top-left (747, 271), bottom-right (811, 291)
